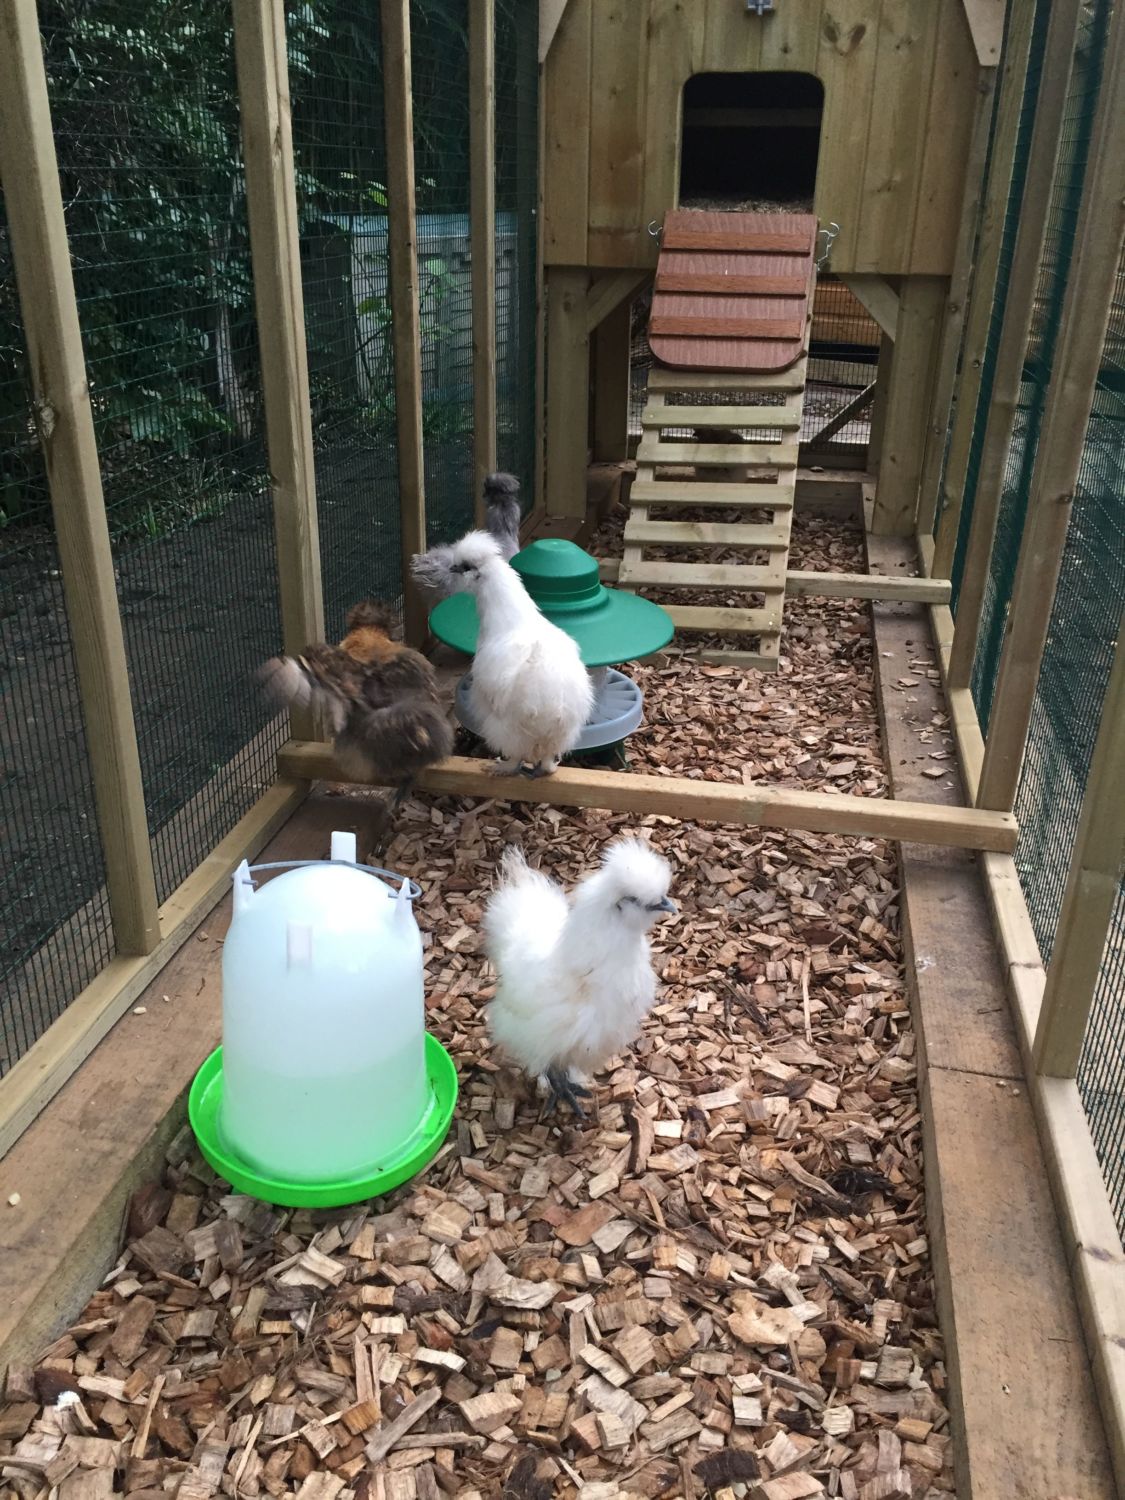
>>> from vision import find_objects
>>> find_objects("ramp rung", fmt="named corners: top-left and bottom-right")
top-left (638, 439), bottom-right (799, 468)
top-left (647, 363), bottom-right (807, 393)
top-left (624, 519), bottom-right (791, 550)
top-left (665, 604), bottom-right (780, 634)
top-left (630, 481), bottom-right (795, 508)
top-left (618, 559), bottom-right (786, 590)
top-left (641, 405), bottom-right (801, 430)
top-left (701, 643), bottom-right (780, 671)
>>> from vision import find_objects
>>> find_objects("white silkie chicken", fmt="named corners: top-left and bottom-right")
top-left (415, 530), bottom-right (593, 776)
top-left (484, 839), bottom-right (676, 1116)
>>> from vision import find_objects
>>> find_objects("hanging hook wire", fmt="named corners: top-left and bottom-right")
top-left (647, 220), bottom-right (663, 242)
top-left (816, 222), bottom-right (840, 271)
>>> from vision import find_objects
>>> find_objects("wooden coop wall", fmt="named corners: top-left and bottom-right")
top-left (543, 0), bottom-right (981, 275)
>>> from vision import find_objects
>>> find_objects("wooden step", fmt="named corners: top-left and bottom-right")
top-left (647, 362), bottom-right (807, 393)
top-left (641, 405), bottom-right (801, 429)
top-left (664, 603), bottom-right (781, 634)
top-left (617, 558), bottom-right (787, 590)
top-left (662, 226), bottom-right (814, 254)
top-left (649, 314), bottom-right (805, 341)
top-left (701, 641), bottom-right (780, 671)
top-left (637, 439), bottom-right (799, 468)
top-left (630, 481), bottom-right (795, 508)
top-left (623, 519), bottom-right (791, 549)
top-left (654, 272), bottom-right (808, 297)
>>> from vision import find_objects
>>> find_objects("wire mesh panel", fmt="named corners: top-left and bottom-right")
top-left (0, 194), bottom-right (116, 1075)
top-left (1080, 884), bottom-right (1125, 1233)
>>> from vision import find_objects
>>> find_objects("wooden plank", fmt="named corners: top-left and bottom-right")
top-left (654, 272), bottom-right (808, 297)
top-left (629, 480), bottom-right (795, 508)
top-left (593, 297), bottom-right (631, 462)
top-left (641, 406), bottom-right (800, 430)
top-left (947, 0), bottom-right (1082, 685)
top-left (542, 0), bottom-right (590, 263)
top-left (0, 0), bottom-right (160, 956)
top-left (700, 646), bottom-right (778, 670)
top-left (661, 228), bottom-right (814, 254)
top-left (910, 0), bottom-right (982, 275)
top-left (648, 314), bottom-right (805, 341)
top-left (787, 570), bottom-right (951, 604)
top-left (545, 267), bottom-right (590, 519)
top-left (624, 519), bottom-right (790, 549)
top-left (638, 0), bottom-right (701, 262)
top-left (617, 559), bottom-right (783, 590)
top-left (960, 0), bottom-right (1005, 66)
top-left (470, 0), bottom-right (497, 524)
top-left (587, 1), bottom-right (648, 267)
top-left (647, 362), bottom-right (807, 393)
top-left (585, 269), bottom-right (648, 335)
top-left (381, 0), bottom-right (427, 644)
top-left (664, 603), bottom-right (780, 635)
top-left (916, 67), bottom-right (996, 534)
top-left (977, 0), bottom-right (1125, 811)
top-left (637, 440), bottom-right (798, 468)
top-left (0, 781), bottom-right (304, 1160)
top-left (277, 747), bottom-right (1019, 852)
top-left (840, 275), bottom-right (900, 340)
top-left (933, 0), bottom-right (1036, 574)
top-left (813, 0), bottom-right (880, 270)
top-left (1033, 618), bottom-right (1125, 1076)
top-left (871, 277), bottom-right (946, 534)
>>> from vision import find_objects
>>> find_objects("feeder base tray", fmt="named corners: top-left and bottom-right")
top-left (188, 1034), bottom-right (458, 1208)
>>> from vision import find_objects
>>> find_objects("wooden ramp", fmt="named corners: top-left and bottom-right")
top-left (624, 214), bottom-right (819, 670)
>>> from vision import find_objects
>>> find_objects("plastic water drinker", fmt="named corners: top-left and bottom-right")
top-left (219, 832), bottom-right (428, 1183)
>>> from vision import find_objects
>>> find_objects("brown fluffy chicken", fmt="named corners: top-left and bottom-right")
top-left (260, 601), bottom-right (453, 807)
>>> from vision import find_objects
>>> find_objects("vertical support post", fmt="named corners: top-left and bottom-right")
top-left (1033, 618), bottom-right (1125, 1076)
top-left (544, 266), bottom-right (590, 520)
top-left (869, 278), bottom-right (946, 536)
top-left (933, 1), bottom-right (1036, 577)
top-left (866, 335), bottom-right (893, 474)
top-left (470, 0), bottom-right (497, 523)
top-left (0, 0), bottom-right (160, 955)
top-left (948, 0), bottom-right (1083, 688)
top-left (915, 68), bottom-right (997, 537)
top-left (380, 0), bottom-right (428, 645)
top-left (232, 0), bottom-right (324, 738)
top-left (976, 0), bottom-right (1125, 811)
top-left (592, 297), bottom-right (632, 463)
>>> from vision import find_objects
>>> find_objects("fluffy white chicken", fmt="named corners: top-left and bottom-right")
top-left (484, 839), bottom-right (676, 1115)
top-left (415, 530), bottom-right (593, 776)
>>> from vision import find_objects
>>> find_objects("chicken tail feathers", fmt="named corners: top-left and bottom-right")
top-left (339, 696), bottom-right (453, 784)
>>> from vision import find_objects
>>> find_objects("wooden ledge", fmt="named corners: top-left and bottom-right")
top-left (277, 748), bottom-right (1018, 854)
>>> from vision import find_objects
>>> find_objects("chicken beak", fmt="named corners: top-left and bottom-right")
top-left (657, 896), bottom-right (677, 915)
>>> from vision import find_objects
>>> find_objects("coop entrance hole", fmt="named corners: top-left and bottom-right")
top-left (678, 72), bottom-right (824, 209)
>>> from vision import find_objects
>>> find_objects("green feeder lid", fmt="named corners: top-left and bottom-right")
top-left (429, 538), bottom-right (674, 668)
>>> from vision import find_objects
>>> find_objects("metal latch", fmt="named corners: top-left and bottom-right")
top-left (746, 0), bottom-right (775, 14)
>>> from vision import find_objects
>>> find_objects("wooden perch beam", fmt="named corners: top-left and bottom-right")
top-left (277, 749), bottom-right (1017, 853)
top-left (596, 557), bottom-right (950, 603)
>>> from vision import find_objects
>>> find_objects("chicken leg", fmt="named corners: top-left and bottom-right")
top-left (543, 1066), bottom-right (594, 1119)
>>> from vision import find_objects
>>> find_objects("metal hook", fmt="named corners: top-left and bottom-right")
top-left (816, 221), bottom-right (840, 271)
top-left (745, 0), bottom-right (775, 13)
top-left (647, 220), bottom-right (663, 242)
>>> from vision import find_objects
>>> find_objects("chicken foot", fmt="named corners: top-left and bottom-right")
top-left (542, 1066), bottom-right (594, 1119)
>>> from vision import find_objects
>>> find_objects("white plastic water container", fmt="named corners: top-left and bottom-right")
top-left (219, 833), bottom-right (429, 1183)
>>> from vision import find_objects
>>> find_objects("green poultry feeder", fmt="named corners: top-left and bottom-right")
top-left (429, 538), bottom-right (674, 763)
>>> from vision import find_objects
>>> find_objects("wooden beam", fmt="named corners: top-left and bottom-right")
top-left (470, 0), bottom-right (497, 525)
top-left (1033, 617), bottom-right (1125, 1077)
top-left (933, 0), bottom-right (1036, 574)
top-left (585, 268), bottom-right (648, 335)
top-left (592, 297), bottom-right (631, 463)
top-left (916, 69), bottom-right (997, 538)
top-left (0, 781), bottom-right (305, 1158)
top-left (233, 0), bottom-right (324, 738)
top-left (947, 0), bottom-right (1082, 687)
top-left (870, 278), bottom-right (946, 535)
top-left (539, 0), bottom-right (571, 63)
top-left (381, 0), bottom-right (427, 645)
top-left (787, 570), bottom-right (951, 604)
top-left (545, 266), bottom-right (591, 519)
top-left (977, 1), bottom-right (1125, 811)
top-left (840, 275), bottom-right (900, 341)
top-left (960, 0), bottom-right (1005, 67)
top-left (867, 336), bottom-right (893, 474)
top-left (278, 747), bottom-right (1018, 852)
top-left (0, 0), bottom-right (160, 956)
top-left (807, 381), bottom-right (876, 447)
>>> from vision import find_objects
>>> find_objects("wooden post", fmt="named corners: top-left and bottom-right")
top-left (470, 0), bottom-right (497, 523)
top-left (866, 335), bottom-right (893, 473)
top-left (592, 297), bottom-right (632, 463)
top-left (380, 0), bottom-right (428, 645)
top-left (869, 278), bottom-right (946, 536)
top-left (0, 0), bottom-right (160, 956)
top-left (232, 0), bottom-right (324, 735)
top-left (916, 68), bottom-right (997, 537)
top-left (947, 0), bottom-right (1082, 688)
top-left (977, 0), bottom-right (1125, 811)
top-left (933, 0), bottom-right (1036, 577)
top-left (1033, 618), bottom-right (1125, 1077)
top-left (545, 265), bottom-right (590, 519)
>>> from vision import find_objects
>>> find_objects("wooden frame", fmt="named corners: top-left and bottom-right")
top-left (381, 0), bottom-right (428, 645)
top-left (976, 0), bottom-right (1125, 811)
top-left (869, 278), bottom-right (946, 536)
top-left (470, 0), bottom-right (497, 522)
top-left (544, 266), bottom-right (590, 519)
top-left (233, 0), bottom-right (324, 733)
top-left (277, 746), bottom-right (1017, 854)
top-left (0, 0), bottom-right (160, 957)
